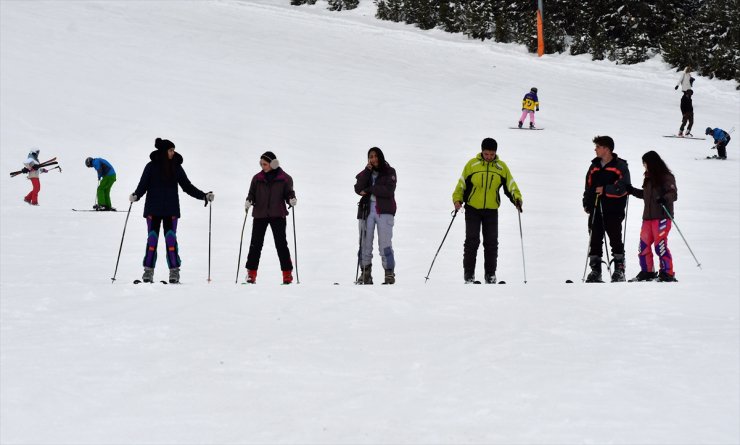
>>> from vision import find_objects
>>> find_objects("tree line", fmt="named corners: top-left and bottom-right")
top-left (290, 0), bottom-right (739, 85)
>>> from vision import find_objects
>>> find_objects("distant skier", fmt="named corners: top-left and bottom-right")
top-left (582, 136), bottom-right (631, 283)
top-left (85, 157), bottom-right (117, 211)
top-left (130, 138), bottom-right (214, 284)
top-left (705, 127), bottom-right (731, 159)
top-left (22, 148), bottom-right (49, 206)
top-left (626, 151), bottom-right (678, 282)
top-left (354, 147), bottom-right (397, 285)
top-left (678, 89), bottom-right (693, 137)
top-left (243, 151), bottom-right (296, 285)
top-left (674, 66), bottom-right (694, 92)
top-left (517, 87), bottom-right (539, 129)
top-left (453, 138), bottom-right (523, 284)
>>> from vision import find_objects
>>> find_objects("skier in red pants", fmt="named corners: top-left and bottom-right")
top-left (22, 148), bottom-right (48, 205)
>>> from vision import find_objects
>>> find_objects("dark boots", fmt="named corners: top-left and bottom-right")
top-left (383, 269), bottom-right (395, 285)
top-left (359, 264), bottom-right (373, 285)
top-left (611, 255), bottom-right (626, 282)
top-left (586, 256), bottom-right (603, 283)
top-left (629, 271), bottom-right (658, 282)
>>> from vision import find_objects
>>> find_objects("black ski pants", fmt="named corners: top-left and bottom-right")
top-left (588, 210), bottom-right (625, 259)
top-left (680, 112), bottom-right (693, 133)
top-left (463, 207), bottom-right (498, 279)
top-left (246, 217), bottom-right (293, 271)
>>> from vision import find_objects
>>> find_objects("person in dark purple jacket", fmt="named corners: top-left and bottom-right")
top-left (354, 147), bottom-right (397, 285)
top-left (130, 138), bottom-right (213, 284)
top-left (243, 151), bottom-right (296, 285)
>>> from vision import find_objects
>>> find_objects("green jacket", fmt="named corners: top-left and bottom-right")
top-left (452, 154), bottom-right (522, 210)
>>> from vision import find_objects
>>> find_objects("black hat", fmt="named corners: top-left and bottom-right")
top-left (261, 151), bottom-right (279, 169)
top-left (85, 157), bottom-right (93, 167)
top-left (705, 127), bottom-right (712, 135)
top-left (481, 138), bottom-right (497, 151)
top-left (531, 87), bottom-right (538, 93)
top-left (154, 138), bottom-right (175, 151)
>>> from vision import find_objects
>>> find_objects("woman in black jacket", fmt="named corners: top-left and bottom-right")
top-left (131, 138), bottom-right (214, 283)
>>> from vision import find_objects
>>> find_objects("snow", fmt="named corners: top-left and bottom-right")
top-left (1, 1), bottom-right (739, 443)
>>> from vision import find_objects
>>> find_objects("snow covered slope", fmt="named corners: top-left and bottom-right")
top-left (1, 1), bottom-right (738, 443)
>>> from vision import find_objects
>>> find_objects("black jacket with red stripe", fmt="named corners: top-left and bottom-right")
top-left (583, 153), bottom-right (631, 215)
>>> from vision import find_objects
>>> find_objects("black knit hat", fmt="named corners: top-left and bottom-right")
top-left (260, 151), bottom-right (279, 169)
top-left (481, 138), bottom-right (497, 151)
top-left (155, 138), bottom-right (175, 151)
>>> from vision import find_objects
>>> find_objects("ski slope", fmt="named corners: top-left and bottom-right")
top-left (1, 1), bottom-right (738, 443)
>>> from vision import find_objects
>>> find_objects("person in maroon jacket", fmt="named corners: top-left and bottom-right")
top-left (243, 151), bottom-right (296, 284)
top-left (354, 147), bottom-right (397, 285)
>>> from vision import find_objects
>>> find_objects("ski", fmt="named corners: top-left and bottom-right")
top-left (9, 158), bottom-right (59, 177)
top-left (509, 127), bottom-right (544, 130)
top-left (133, 280), bottom-right (168, 284)
top-left (72, 209), bottom-right (118, 212)
top-left (695, 156), bottom-right (728, 160)
top-left (663, 135), bottom-right (705, 140)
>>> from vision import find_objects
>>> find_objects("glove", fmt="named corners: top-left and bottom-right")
top-left (674, 85), bottom-right (678, 90)
top-left (625, 184), bottom-right (635, 194)
top-left (129, 194), bottom-right (138, 202)
top-left (205, 192), bottom-right (215, 202)
top-left (245, 199), bottom-right (252, 212)
top-left (289, 197), bottom-right (297, 207)
top-left (40, 168), bottom-right (48, 173)
top-left (536, 107), bottom-right (539, 112)
top-left (21, 167), bottom-right (29, 173)
top-left (656, 197), bottom-right (667, 205)
top-left (514, 199), bottom-right (523, 213)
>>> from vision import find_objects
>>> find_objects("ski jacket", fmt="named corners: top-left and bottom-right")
top-left (246, 167), bottom-right (295, 219)
top-left (680, 94), bottom-right (693, 114)
top-left (23, 154), bottom-right (41, 179)
top-left (521, 92), bottom-right (539, 111)
top-left (91, 158), bottom-right (116, 180)
top-left (710, 128), bottom-right (731, 145)
top-left (133, 150), bottom-right (206, 218)
top-left (676, 71), bottom-right (693, 91)
top-left (453, 154), bottom-right (522, 210)
top-left (583, 154), bottom-right (631, 215)
top-left (630, 173), bottom-right (677, 220)
top-left (354, 163), bottom-right (397, 219)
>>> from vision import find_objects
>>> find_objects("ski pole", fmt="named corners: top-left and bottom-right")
top-left (207, 200), bottom-right (212, 283)
top-left (622, 195), bottom-right (629, 275)
top-left (355, 201), bottom-right (368, 284)
top-left (582, 194), bottom-right (599, 282)
top-left (661, 204), bottom-right (702, 269)
top-left (111, 202), bottom-right (133, 283)
top-left (599, 199), bottom-right (612, 276)
top-left (424, 209), bottom-right (458, 283)
top-left (517, 208), bottom-right (527, 284)
top-left (235, 209), bottom-right (248, 284)
top-left (291, 206), bottom-right (299, 284)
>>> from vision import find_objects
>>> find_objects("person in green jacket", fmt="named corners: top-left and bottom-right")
top-left (453, 138), bottom-right (523, 284)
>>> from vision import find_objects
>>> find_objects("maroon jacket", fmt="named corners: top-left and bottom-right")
top-left (354, 163), bottom-right (397, 219)
top-left (246, 168), bottom-right (295, 218)
top-left (631, 173), bottom-right (677, 220)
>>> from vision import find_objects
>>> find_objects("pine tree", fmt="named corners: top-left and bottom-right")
top-left (375, 0), bottom-right (405, 22)
top-left (439, 1), bottom-right (465, 33)
top-left (463, 1), bottom-right (494, 41)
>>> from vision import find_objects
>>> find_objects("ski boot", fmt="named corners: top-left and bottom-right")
top-left (677, 131), bottom-right (684, 137)
top-left (484, 273), bottom-right (497, 284)
top-left (611, 254), bottom-right (626, 282)
top-left (517, 121), bottom-right (523, 129)
top-left (245, 269), bottom-right (257, 284)
top-left (142, 267), bottom-right (154, 283)
top-left (657, 271), bottom-right (678, 282)
top-left (383, 269), bottom-right (395, 285)
top-left (282, 270), bottom-right (293, 285)
top-left (585, 256), bottom-right (603, 283)
top-left (359, 264), bottom-right (373, 285)
top-left (529, 123), bottom-right (535, 129)
top-left (628, 271), bottom-right (658, 282)
top-left (169, 267), bottom-right (180, 284)
top-left (685, 132), bottom-right (693, 137)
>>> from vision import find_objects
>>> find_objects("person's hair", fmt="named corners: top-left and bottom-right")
top-left (592, 135), bottom-right (614, 151)
top-left (642, 150), bottom-right (672, 186)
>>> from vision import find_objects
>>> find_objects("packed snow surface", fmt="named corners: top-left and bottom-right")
top-left (1, 1), bottom-right (738, 443)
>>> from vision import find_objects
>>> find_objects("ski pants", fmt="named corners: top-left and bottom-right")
top-left (679, 112), bottom-right (693, 133)
top-left (25, 178), bottom-right (40, 204)
top-left (463, 207), bottom-right (498, 279)
top-left (246, 217), bottom-right (293, 271)
top-left (638, 219), bottom-right (673, 275)
top-left (143, 216), bottom-right (180, 269)
top-left (359, 209), bottom-right (395, 270)
top-left (519, 110), bottom-right (535, 125)
top-left (717, 138), bottom-right (730, 158)
top-left (97, 174), bottom-right (116, 208)
top-left (588, 210), bottom-right (625, 259)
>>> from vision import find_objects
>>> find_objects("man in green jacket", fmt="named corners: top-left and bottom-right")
top-left (453, 138), bottom-right (523, 284)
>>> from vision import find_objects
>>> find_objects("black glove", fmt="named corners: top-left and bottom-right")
top-left (535, 107), bottom-right (539, 112)
top-left (674, 85), bottom-right (678, 90)
top-left (626, 184), bottom-right (635, 194)
top-left (21, 167), bottom-right (29, 173)
top-left (514, 199), bottom-right (523, 213)
top-left (656, 196), bottom-right (667, 205)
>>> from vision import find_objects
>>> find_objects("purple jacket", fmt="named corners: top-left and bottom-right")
top-left (354, 163), bottom-right (397, 218)
top-left (247, 168), bottom-right (295, 219)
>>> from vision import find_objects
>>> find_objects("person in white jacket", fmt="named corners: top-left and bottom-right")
top-left (22, 148), bottom-right (48, 205)
top-left (675, 66), bottom-right (693, 92)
